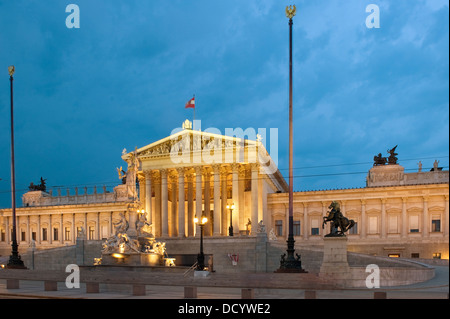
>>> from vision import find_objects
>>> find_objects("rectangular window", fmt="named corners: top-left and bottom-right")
top-left (293, 220), bottom-right (301, 236)
top-left (311, 219), bottom-right (319, 236)
top-left (77, 227), bottom-right (83, 237)
top-left (432, 219), bottom-right (441, 232)
top-left (101, 225), bottom-right (108, 239)
top-left (1, 230), bottom-right (5, 242)
top-left (89, 226), bottom-right (95, 240)
top-left (32, 232), bottom-right (36, 241)
top-left (411, 253), bottom-right (420, 258)
top-left (53, 228), bottom-right (59, 241)
top-left (410, 215), bottom-right (419, 233)
top-left (389, 215), bottom-right (398, 233)
top-left (349, 222), bottom-right (358, 234)
top-left (369, 216), bottom-right (378, 234)
top-left (275, 220), bottom-right (283, 237)
top-left (21, 231), bottom-right (26, 242)
top-left (42, 228), bottom-right (48, 241)
top-left (65, 227), bottom-right (71, 241)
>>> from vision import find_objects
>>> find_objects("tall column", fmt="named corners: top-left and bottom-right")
top-left (27, 215), bottom-right (30, 244)
top-left (212, 165), bottom-right (221, 236)
top-left (37, 215), bottom-right (41, 244)
top-left (401, 197), bottom-right (407, 238)
top-left (231, 163), bottom-right (240, 234)
top-left (195, 166), bottom-right (203, 236)
top-left (153, 171), bottom-right (161, 237)
top-left (109, 212), bottom-right (113, 237)
top-left (444, 195), bottom-right (449, 237)
top-left (177, 168), bottom-right (186, 238)
top-left (72, 213), bottom-right (76, 244)
top-left (238, 166), bottom-right (246, 232)
top-left (170, 172), bottom-right (178, 237)
top-left (303, 203), bottom-right (308, 240)
top-left (204, 169), bottom-right (211, 236)
top-left (187, 172), bottom-right (194, 237)
top-left (221, 168), bottom-right (228, 236)
top-left (5, 216), bottom-right (10, 245)
top-left (84, 213), bottom-right (87, 241)
top-left (361, 200), bottom-right (366, 238)
top-left (423, 196), bottom-right (429, 237)
top-left (97, 212), bottom-right (101, 240)
top-left (49, 214), bottom-right (53, 244)
top-left (250, 163), bottom-right (259, 235)
top-left (144, 170), bottom-right (153, 230)
top-left (60, 214), bottom-right (64, 244)
top-left (322, 201), bottom-right (328, 236)
top-left (381, 199), bottom-right (386, 238)
top-left (161, 169), bottom-right (169, 237)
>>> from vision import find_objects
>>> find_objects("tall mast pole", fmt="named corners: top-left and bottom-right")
top-left (277, 5), bottom-right (305, 273)
top-left (7, 66), bottom-right (26, 269)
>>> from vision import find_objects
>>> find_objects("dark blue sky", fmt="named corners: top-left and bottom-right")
top-left (0, 0), bottom-right (448, 208)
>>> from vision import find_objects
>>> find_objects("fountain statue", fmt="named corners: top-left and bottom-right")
top-left (98, 207), bottom-right (173, 266)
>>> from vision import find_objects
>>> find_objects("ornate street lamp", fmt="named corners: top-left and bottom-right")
top-left (194, 215), bottom-right (208, 270)
top-left (277, 6), bottom-right (305, 273)
top-left (226, 203), bottom-right (235, 236)
top-left (6, 66), bottom-right (26, 269)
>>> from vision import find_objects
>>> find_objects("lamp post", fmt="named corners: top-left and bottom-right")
top-left (277, 6), bottom-right (305, 273)
top-left (6, 66), bottom-right (25, 269)
top-left (194, 215), bottom-right (208, 270)
top-left (226, 203), bottom-right (235, 236)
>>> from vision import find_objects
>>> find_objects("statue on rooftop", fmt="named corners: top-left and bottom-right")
top-left (373, 153), bottom-right (387, 166)
top-left (28, 177), bottom-right (47, 192)
top-left (387, 145), bottom-right (398, 164)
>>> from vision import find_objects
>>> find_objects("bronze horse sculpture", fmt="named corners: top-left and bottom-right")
top-left (322, 201), bottom-right (355, 237)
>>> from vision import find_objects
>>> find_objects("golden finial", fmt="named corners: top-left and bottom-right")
top-left (286, 5), bottom-right (296, 19)
top-left (8, 65), bottom-right (15, 77)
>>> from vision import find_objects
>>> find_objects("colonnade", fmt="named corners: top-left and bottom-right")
top-left (140, 163), bottom-right (261, 238)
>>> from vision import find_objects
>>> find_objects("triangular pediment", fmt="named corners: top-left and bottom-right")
top-left (123, 128), bottom-right (261, 160)
top-left (120, 125), bottom-right (288, 192)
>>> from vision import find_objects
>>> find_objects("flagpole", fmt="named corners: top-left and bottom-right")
top-left (193, 94), bottom-right (196, 130)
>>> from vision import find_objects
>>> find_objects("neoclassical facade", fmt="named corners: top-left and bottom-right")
top-left (0, 123), bottom-right (448, 260)
top-left (0, 124), bottom-right (287, 255)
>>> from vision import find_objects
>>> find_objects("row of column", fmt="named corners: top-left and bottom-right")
top-left (0, 212), bottom-right (115, 245)
top-left (142, 163), bottom-right (260, 238)
top-left (291, 196), bottom-right (450, 240)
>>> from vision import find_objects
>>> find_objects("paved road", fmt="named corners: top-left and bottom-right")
top-left (0, 265), bottom-right (447, 299)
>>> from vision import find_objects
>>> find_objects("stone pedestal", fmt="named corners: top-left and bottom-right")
top-left (101, 252), bottom-right (162, 266)
top-left (319, 236), bottom-right (350, 283)
top-left (194, 270), bottom-right (210, 278)
top-left (255, 232), bottom-right (268, 272)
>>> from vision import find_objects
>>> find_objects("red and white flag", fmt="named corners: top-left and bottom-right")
top-left (185, 96), bottom-right (195, 109)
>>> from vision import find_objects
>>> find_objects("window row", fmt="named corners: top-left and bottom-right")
top-left (274, 215), bottom-right (443, 236)
top-left (0, 226), bottom-right (99, 242)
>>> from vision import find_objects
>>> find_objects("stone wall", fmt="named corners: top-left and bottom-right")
top-left (163, 234), bottom-right (283, 273)
top-left (17, 235), bottom-right (284, 273)
top-left (20, 240), bottom-right (103, 271)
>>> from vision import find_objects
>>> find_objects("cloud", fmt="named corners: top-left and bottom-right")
top-left (0, 0), bottom-right (448, 207)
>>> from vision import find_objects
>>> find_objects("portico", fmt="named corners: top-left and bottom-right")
top-left (125, 123), bottom-right (287, 239)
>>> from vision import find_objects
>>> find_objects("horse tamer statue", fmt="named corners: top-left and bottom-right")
top-left (322, 201), bottom-right (355, 237)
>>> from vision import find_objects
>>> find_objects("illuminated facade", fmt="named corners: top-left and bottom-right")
top-left (0, 123), bottom-right (448, 260)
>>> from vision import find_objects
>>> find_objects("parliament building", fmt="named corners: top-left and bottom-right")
top-left (0, 122), bottom-right (448, 262)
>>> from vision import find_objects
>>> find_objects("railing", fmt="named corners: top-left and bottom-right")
top-left (22, 184), bottom-right (129, 207)
top-left (183, 262), bottom-right (198, 277)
